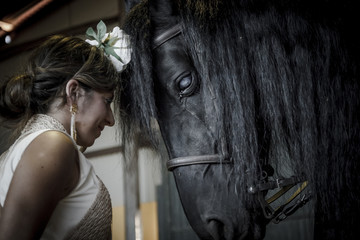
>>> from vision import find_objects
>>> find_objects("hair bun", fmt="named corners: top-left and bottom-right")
top-left (0, 74), bottom-right (33, 119)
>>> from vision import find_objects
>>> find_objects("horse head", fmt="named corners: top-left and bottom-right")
top-left (121, 0), bottom-right (360, 239)
top-left (152, 1), bottom-right (273, 239)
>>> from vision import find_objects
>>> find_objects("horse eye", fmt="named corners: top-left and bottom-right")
top-left (177, 73), bottom-right (198, 98)
top-left (178, 75), bottom-right (192, 91)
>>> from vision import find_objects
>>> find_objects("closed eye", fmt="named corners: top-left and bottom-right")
top-left (105, 97), bottom-right (114, 105)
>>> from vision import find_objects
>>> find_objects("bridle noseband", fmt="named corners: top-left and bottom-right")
top-left (167, 154), bottom-right (311, 224)
top-left (167, 154), bottom-right (232, 171)
top-left (153, 24), bottom-right (312, 224)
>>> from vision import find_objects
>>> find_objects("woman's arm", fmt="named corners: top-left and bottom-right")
top-left (0, 131), bottom-right (79, 240)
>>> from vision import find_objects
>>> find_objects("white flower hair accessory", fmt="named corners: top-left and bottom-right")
top-left (85, 20), bottom-right (131, 72)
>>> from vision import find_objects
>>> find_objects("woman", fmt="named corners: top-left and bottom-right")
top-left (0, 34), bottom-right (121, 239)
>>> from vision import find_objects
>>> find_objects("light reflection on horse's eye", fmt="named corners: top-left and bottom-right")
top-left (179, 75), bottom-right (192, 90)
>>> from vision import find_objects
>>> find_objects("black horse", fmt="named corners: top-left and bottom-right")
top-left (118, 0), bottom-right (360, 239)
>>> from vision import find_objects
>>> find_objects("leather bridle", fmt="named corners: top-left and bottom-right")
top-left (152, 24), bottom-right (312, 223)
top-left (167, 154), bottom-right (232, 170)
top-left (167, 154), bottom-right (311, 223)
top-left (152, 24), bottom-right (182, 50)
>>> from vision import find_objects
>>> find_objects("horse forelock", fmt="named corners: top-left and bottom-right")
top-left (121, 1), bottom-right (158, 143)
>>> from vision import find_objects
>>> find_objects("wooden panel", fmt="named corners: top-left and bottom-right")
top-left (140, 202), bottom-right (159, 240)
top-left (112, 206), bottom-right (126, 240)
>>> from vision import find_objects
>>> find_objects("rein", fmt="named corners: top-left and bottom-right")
top-left (153, 24), bottom-right (311, 224)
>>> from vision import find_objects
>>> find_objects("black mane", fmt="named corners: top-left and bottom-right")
top-left (119, 0), bottom-right (360, 238)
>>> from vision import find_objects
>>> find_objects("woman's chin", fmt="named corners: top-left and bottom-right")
top-left (77, 138), bottom-right (96, 149)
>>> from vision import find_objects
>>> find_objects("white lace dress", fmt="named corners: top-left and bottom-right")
top-left (0, 114), bottom-right (112, 240)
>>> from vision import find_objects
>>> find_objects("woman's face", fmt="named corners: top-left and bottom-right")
top-left (75, 89), bottom-right (115, 147)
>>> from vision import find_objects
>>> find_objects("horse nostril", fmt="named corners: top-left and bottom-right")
top-left (205, 216), bottom-right (250, 240)
top-left (206, 218), bottom-right (225, 240)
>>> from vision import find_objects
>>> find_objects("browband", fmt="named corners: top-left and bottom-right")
top-left (152, 24), bottom-right (182, 50)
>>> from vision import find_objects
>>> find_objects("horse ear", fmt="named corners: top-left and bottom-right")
top-left (124, 0), bottom-right (142, 12)
top-left (149, 0), bottom-right (179, 28)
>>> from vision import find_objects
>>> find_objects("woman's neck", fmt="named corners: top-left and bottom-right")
top-left (46, 100), bottom-right (71, 134)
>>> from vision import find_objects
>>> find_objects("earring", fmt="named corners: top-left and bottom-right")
top-left (70, 103), bottom-right (78, 142)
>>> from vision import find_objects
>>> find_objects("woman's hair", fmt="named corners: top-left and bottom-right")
top-left (0, 35), bottom-right (119, 134)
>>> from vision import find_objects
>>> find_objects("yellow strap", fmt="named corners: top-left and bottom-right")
top-left (274, 181), bottom-right (308, 212)
top-left (266, 181), bottom-right (308, 205)
top-left (266, 185), bottom-right (293, 204)
top-left (284, 181), bottom-right (308, 204)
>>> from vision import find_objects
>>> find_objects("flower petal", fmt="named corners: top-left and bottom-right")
top-left (85, 39), bottom-right (99, 46)
top-left (85, 20), bottom-right (132, 72)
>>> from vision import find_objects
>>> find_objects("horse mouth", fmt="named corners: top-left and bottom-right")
top-left (203, 217), bottom-right (266, 240)
top-left (172, 163), bottom-right (267, 240)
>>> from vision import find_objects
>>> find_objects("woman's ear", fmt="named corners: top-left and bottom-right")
top-left (66, 79), bottom-right (80, 104)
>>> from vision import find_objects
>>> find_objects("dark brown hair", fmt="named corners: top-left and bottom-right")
top-left (0, 35), bottom-right (119, 136)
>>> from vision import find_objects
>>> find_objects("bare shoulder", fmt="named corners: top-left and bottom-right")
top-left (0, 131), bottom-right (79, 239)
top-left (19, 130), bottom-right (80, 197)
top-left (25, 130), bottom-right (76, 160)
